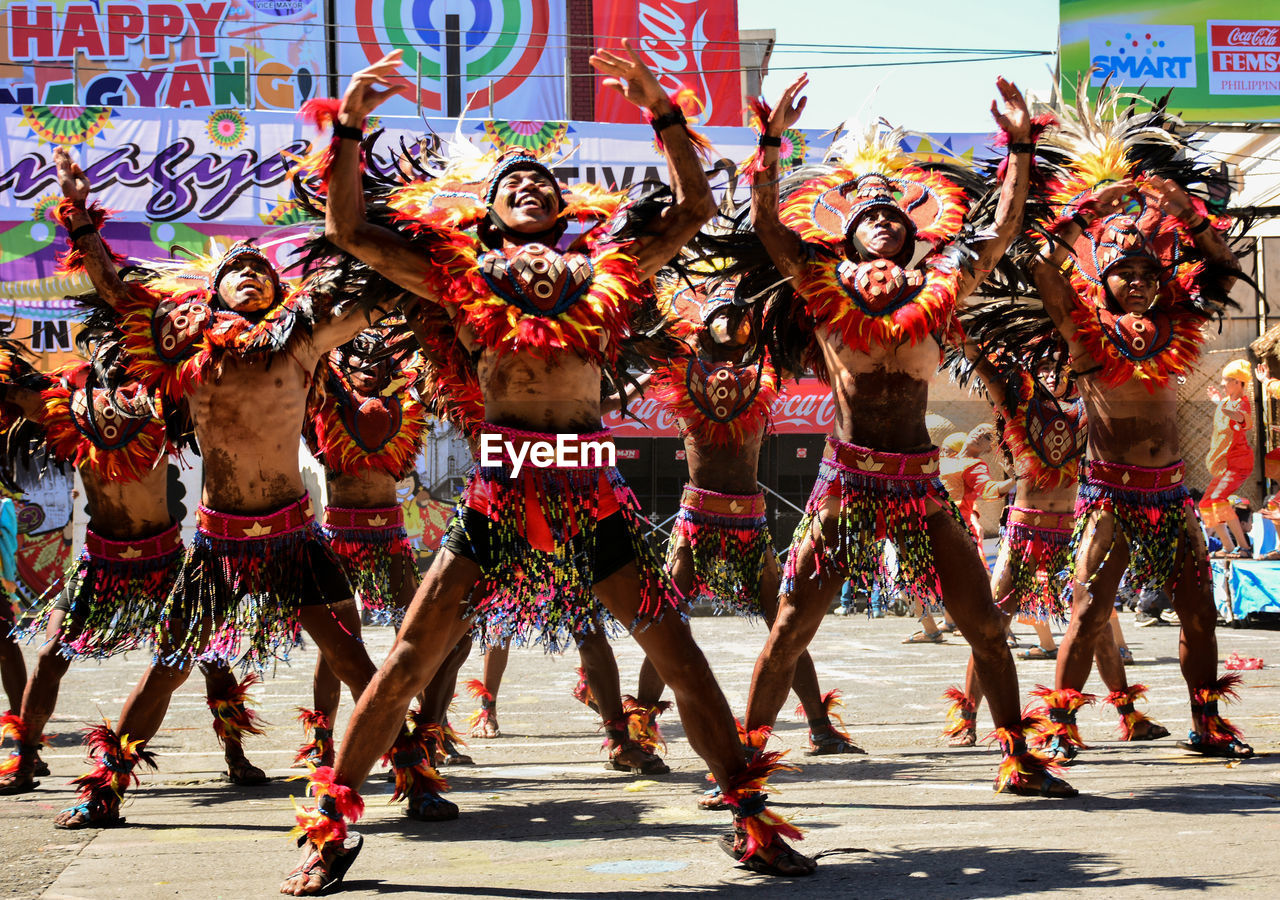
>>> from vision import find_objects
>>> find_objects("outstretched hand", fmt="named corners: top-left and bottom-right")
top-left (765, 74), bottom-right (808, 137)
top-left (340, 51), bottom-right (409, 124)
top-left (1093, 179), bottom-right (1137, 216)
top-left (1141, 175), bottom-right (1197, 221)
top-left (54, 147), bottom-right (90, 206)
top-left (990, 77), bottom-right (1030, 143)
top-left (590, 40), bottom-right (667, 112)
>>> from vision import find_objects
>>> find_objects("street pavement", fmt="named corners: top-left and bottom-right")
top-left (3, 611), bottom-right (1278, 899)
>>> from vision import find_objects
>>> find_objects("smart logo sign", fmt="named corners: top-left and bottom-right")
top-left (1209, 20), bottom-right (1280, 94)
top-left (1088, 23), bottom-right (1196, 87)
top-left (340, 0), bottom-right (566, 119)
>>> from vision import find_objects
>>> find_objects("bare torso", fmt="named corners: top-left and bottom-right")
top-left (1013, 478), bottom-right (1077, 514)
top-left (1077, 374), bottom-right (1181, 467)
top-left (326, 469), bottom-right (398, 508)
top-left (189, 347), bottom-right (322, 514)
top-left (684, 430), bottom-right (765, 494)
top-left (817, 325), bottom-right (938, 451)
top-left (80, 459), bottom-right (172, 538)
top-left (467, 322), bottom-right (605, 433)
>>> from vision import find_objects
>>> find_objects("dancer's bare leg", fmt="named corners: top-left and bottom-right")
top-left (1056, 512), bottom-right (1129, 691)
top-left (593, 560), bottom-right (814, 874)
top-left (0, 635), bottom-right (25, 712)
top-left (281, 551), bottom-right (479, 896)
top-left (0, 611), bottom-right (73, 792)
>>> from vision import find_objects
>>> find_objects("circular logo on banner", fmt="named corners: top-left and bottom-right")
top-left (354, 0), bottom-right (551, 110)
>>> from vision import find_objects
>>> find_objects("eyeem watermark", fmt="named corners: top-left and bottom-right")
top-left (479, 432), bottom-right (616, 476)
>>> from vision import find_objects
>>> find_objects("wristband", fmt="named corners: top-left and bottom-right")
top-left (758, 134), bottom-right (783, 148)
top-left (333, 120), bottom-right (364, 142)
top-left (1070, 212), bottom-right (1091, 231)
top-left (1186, 216), bottom-right (1210, 235)
top-left (69, 223), bottom-right (98, 241)
top-left (649, 108), bottom-right (687, 132)
top-left (1008, 142), bottom-right (1034, 155)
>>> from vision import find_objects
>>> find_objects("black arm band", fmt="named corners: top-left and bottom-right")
top-left (1008, 142), bottom-right (1034, 155)
top-left (758, 134), bottom-right (783, 148)
top-left (1186, 216), bottom-right (1211, 235)
top-left (1070, 213), bottom-right (1091, 231)
top-left (333, 120), bottom-right (364, 142)
top-left (650, 108), bottom-right (687, 132)
top-left (69, 223), bottom-right (98, 241)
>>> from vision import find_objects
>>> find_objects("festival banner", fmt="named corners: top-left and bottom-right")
top-left (335, 0), bottom-right (567, 119)
top-left (0, 103), bottom-right (991, 349)
top-left (604, 378), bottom-right (836, 437)
top-left (0, 0), bottom-right (327, 110)
top-left (593, 0), bottom-right (743, 126)
top-left (1060, 0), bottom-right (1280, 122)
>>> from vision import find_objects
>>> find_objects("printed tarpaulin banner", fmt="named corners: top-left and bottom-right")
top-left (0, 0), bottom-right (327, 110)
top-left (0, 104), bottom-right (992, 310)
top-left (1060, 0), bottom-right (1280, 122)
top-left (335, 0), bottom-right (567, 120)
top-left (593, 0), bottom-right (743, 126)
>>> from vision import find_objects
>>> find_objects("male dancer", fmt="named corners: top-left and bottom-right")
top-left (1028, 84), bottom-right (1251, 760)
top-left (629, 272), bottom-right (862, 761)
top-left (47, 146), bottom-right (390, 827)
top-left (741, 75), bottom-right (1071, 795)
top-left (0, 337), bottom-right (266, 794)
top-left (942, 336), bottom-right (1167, 748)
top-left (1202, 359), bottom-right (1254, 557)
top-left (279, 45), bottom-right (813, 895)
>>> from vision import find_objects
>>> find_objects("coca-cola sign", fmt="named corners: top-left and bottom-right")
top-left (604, 378), bottom-right (836, 437)
top-left (594, 0), bottom-right (742, 126)
top-left (1210, 19), bottom-right (1280, 95)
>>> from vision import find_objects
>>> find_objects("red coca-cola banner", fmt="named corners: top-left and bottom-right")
top-left (594, 0), bottom-right (743, 126)
top-left (604, 378), bottom-right (835, 437)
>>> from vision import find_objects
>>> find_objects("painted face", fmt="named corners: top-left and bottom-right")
top-left (1104, 258), bottom-right (1159, 315)
top-left (216, 256), bottom-right (277, 312)
top-left (851, 207), bottom-right (910, 261)
top-left (491, 168), bottom-right (561, 234)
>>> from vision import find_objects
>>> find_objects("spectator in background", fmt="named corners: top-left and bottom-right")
top-left (1202, 360), bottom-right (1254, 558)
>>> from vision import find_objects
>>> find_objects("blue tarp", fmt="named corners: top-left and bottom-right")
top-left (1212, 559), bottom-right (1280, 620)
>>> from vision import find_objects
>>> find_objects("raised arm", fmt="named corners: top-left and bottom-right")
top-left (953, 79), bottom-right (1031, 301)
top-left (962, 338), bottom-right (1007, 411)
top-left (53, 148), bottom-right (128, 308)
top-left (1031, 180), bottom-right (1134, 353)
top-left (750, 75), bottom-right (810, 283)
top-left (324, 52), bottom-right (443, 304)
top-left (1142, 175), bottom-right (1241, 292)
top-left (589, 41), bottom-right (716, 277)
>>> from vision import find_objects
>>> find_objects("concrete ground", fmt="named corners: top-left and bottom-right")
top-left (2, 611), bottom-right (1278, 900)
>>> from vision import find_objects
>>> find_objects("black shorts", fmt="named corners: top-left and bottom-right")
top-left (443, 507), bottom-right (637, 585)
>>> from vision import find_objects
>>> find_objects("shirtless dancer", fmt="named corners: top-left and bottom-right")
top-left (741, 74), bottom-right (1072, 795)
top-left (627, 271), bottom-right (863, 766)
top-left (47, 146), bottom-right (390, 828)
top-left (0, 329), bottom-right (266, 795)
top-left (942, 336), bottom-right (1168, 748)
top-left (295, 323), bottom-right (474, 808)
top-left (1029, 90), bottom-right (1252, 761)
top-left (279, 47), bottom-right (814, 894)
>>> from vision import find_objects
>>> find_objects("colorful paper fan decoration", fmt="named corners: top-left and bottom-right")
top-left (19, 106), bottom-right (114, 146)
top-left (32, 194), bottom-right (60, 223)
top-left (206, 109), bottom-right (247, 148)
top-left (260, 196), bottom-right (310, 227)
top-left (482, 120), bottom-right (570, 158)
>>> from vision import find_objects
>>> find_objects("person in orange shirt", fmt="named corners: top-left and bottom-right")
top-left (1202, 360), bottom-right (1254, 558)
